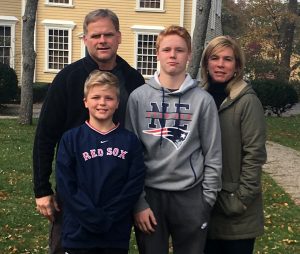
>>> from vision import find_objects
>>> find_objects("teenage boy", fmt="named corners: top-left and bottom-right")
top-left (56, 70), bottom-right (145, 254)
top-left (33, 9), bottom-right (144, 254)
top-left (125, 25), bottom-right (222, 254)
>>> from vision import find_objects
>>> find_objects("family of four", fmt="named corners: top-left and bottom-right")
top-left (33, 8), bottom-right (266, 254)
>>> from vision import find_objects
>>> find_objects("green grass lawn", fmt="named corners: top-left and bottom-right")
top-left (266, 115), bottom-right (300, 151)
top-left (0, 117), bottom-right (299, 253)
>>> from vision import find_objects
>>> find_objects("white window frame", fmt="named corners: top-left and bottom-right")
top-left (42, 19), bottom-right (75, 73)
top-left (0, 16), bottom-right (18, 68)
top-left (131, 25), bottom-right (164, 78)
top-left (136, 0), bottom-right (165, 12)
top-left (45, 0), bottom-right (74, 8)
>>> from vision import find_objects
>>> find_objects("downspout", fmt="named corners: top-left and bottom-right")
top-left (191, 0), bottom-right (197, 38)
top-left (180, 0), bottom-right (185, 27)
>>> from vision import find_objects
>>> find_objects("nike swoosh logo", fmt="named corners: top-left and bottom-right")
top-left (100, 140), bottom-right (108, 144)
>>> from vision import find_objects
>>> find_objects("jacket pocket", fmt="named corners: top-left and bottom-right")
top-left (216, 182), bottom-right (246, 217)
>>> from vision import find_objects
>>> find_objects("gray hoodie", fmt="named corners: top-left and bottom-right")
top-left (126, 72), bottom-right (222, 211)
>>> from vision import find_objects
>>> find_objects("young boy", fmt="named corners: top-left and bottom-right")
top-left (125, 25), bottom-right (222, 254)
top-left (55, 70), bottom-right (145, 254)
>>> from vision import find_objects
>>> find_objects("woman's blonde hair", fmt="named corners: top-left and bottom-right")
top-left (84, 70), bottom-right (120, 99)
top-left (200, 35), bottom-right (245, 91)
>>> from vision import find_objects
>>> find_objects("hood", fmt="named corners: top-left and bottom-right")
top-left (147, 71), bottom-right (198, 95)
top-left (220, 80), bottom-right (257, 111)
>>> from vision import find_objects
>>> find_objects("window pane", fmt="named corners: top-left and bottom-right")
top-left (48, 28), bottom-right (69, 70)
top-left (0, 26), bottom-right (11, 65)
top-left (140, 0), bottom-right (161, 9)
top-left (49, 0), bottom-right (70, 4)
top-left (136, 33), bottom-right (157, 76)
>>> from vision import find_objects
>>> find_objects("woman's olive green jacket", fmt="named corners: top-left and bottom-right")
top-left (207, 80), bottom-right (267, 240)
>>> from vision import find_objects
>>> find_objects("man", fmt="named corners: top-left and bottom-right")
top-left (33, 9), bottom-right (144, 254)
top-left (126, 25), bottom-right (222, 254)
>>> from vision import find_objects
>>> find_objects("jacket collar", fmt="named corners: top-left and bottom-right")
top-left (219, 80), bottom-right (254, 111)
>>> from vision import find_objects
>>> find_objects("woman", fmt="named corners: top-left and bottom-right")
top-left (202, 36), bottom-right (267, 254)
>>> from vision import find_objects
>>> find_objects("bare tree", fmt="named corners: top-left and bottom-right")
top-left (279, 0), bottom-right (298, 82)
top-left (187, 0), bottom-right (212, 79)
top-left (19, 0), bottom-right (38, 125)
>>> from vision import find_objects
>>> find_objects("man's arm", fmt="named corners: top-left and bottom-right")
top-left (33, 79), bottom-right (68, 198)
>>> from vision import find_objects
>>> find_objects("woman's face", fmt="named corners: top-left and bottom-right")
top-left (207, 46), bottom-right (236, 83)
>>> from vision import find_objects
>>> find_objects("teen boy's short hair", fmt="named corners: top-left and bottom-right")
top-left (156, 25), bottom-right (192, 52)
top-left (84, 70), bottom-right (120, 99)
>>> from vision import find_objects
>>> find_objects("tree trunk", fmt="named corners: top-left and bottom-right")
top-left (278, 0), bottom-right (297, 82)
top-left (187, 0), bottom-right (212, 79)
top-left (19, 0), bottom-right (38, 125)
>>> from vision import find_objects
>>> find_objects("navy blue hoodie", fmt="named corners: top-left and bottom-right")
top-left (56, 122), bottom-right (145, 249)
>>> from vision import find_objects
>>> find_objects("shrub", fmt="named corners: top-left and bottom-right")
top-left (0, 63), bottom-right (18, 104)
top-left (32, 82), bottom-right (50, 103)
top-left (289, 80), bottom-right (300, 99)
top-left (251, 79), bottom-right (298, 116)
top-left (15, 82), bottom-right (50, 103)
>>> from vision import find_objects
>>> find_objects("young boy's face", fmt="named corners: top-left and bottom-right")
top-left (84, 85), bottom-right (119, 124)
top-left (157, 34), bottom-right (191, 76)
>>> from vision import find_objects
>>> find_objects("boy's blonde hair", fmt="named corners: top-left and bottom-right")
top-left (84, 70), bottom-right (120, 99)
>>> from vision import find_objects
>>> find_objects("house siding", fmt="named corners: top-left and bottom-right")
top-left (1, 0), bottom-right (222, 84)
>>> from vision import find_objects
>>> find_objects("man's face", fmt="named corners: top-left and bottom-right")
top-left (156, 34), bottom-right (191, 77)
top-left (83, 18), bottom-right (121, 70)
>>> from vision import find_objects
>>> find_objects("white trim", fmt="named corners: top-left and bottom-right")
top-left (180, 0), bottom-right (185, 26)
top-left (78, 32), bottom-right (86, 58)
top-left (0, 16), bottom-right (19, 68)
top-left (131, 25), bottom-right (165, 33)
top-left (0, 16), bottom-right (18, 23)
top-left (42, 19), bottom-right (76, 29)
top-left (191, 0), bottom-right (197, 37)
top-left (42, 20), bottom-right (76, 72)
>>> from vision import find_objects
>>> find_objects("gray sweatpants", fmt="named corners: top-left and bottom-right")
top-left (135, 183), bottom-right (212, 254)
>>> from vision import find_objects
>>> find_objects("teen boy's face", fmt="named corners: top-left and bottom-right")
top-left (83, 17), bottom-right (121, 70)
top-left (84, 85), bottom-right (119, 124)
top-left (157, 34), bottom-right (191, 76)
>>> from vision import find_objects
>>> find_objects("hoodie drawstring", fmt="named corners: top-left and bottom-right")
top-left (160, 87), bottom-right (166, 146)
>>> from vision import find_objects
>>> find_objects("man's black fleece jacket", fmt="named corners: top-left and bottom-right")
top-left (33, 54), bottom-right (145, 198)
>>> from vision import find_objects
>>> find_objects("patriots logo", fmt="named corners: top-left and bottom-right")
top-left (143, 127), bottom-right (189, 149)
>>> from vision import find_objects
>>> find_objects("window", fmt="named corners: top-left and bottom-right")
top-left (48, 29), bottom-right (69, 70)
top-left (0, 16), bottom-right (18, 67)
top-left (46, 0), bottom-right (73, 7)
top-left (137, 0), bottom-right (164, 11)
top-left (137, 33), bottom-right (157, 76)
top-left (42, 19), bottom-right (75, 72)
top-left (132, 25), bottom-right (164, 77)
top-left (0, 26), bottom-right (11, 66)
